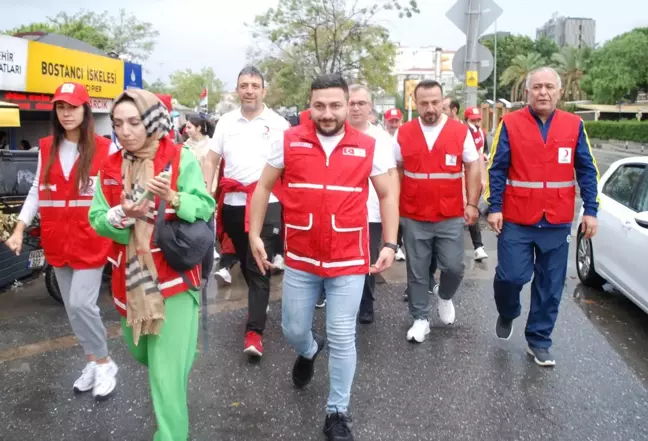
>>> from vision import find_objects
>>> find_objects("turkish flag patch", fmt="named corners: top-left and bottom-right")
top-left (342, 147), bottom-right (366, 158)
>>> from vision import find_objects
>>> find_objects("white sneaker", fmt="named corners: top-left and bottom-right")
top-left (92, 359), bottom-right (118, 401)
top-left (434, 284), bottom-right (455, 325)
top-left (474, 247), bottom-right (488, 261)
top-left (214, 268), bottom-right (232, 285)
top-left (213, 249), bottom-right (220, 261)
top-left (73, 362), bottom-right (96, 393)
top-left (272, 254), bottom-right (285, 271)
top-left (406, 319), bottom-right (430, 343)
top-left (395, 248), bottom-right (406, 261)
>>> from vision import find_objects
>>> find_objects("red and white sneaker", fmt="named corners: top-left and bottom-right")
top-left (243, 331), bottom-right (263, 357)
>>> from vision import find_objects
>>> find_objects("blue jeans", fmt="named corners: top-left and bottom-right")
top-left (282, 266), bottom-right (365, 414)
top-left (494, 222), bottom-right (571, 349)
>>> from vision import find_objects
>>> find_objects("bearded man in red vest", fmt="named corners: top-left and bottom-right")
top-left (396, 80), bottom-right (482, 344)
top-left (248, 74), bottom-right (399, 441)
top-left (485, 67), bottom-right (599, 367)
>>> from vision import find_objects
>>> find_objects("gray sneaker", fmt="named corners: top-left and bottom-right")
top-left (527, 346), bottom-right (556, 367)
top-left (495, 316), bottom-right (513, 340)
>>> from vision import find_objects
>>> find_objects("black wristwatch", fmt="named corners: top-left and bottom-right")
top-left (382, 242), bottom-right (398, 252)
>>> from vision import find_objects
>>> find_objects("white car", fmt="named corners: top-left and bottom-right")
top-left (576, 156), bottom-right (648, 313)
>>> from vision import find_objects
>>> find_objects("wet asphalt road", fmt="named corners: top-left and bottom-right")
top-left (1, 148), bottom-right (647, 441)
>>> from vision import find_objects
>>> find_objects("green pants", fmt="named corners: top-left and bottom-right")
top-left (122, 291), bottom-right (199, 441)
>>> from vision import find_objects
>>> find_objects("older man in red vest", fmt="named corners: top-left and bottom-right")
top-left (396, 80), bottom-right (482, 343)
top-left (485, 67), bottom-right (599, 367)
top-left (248, 74), bottom-right (399, 441)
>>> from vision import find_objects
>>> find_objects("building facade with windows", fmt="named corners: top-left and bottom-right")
top-left (536, 13), bottom-right (596, 48)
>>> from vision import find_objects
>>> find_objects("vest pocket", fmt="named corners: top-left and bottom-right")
top-left (330, 214), bottom-right (364, 260)
top-left (439, 182), bottom-right (464, 217)
top-left (503, 186), bottom-right (531, 222)
top-left (546, 186), bottom-right (576, 223)
top-left (285, 212), bottom-right (315, 261)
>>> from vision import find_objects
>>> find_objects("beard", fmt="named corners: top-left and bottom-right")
top-left (315, 119), bottom-right (345, 136)
top-left (421, 112), bottom-right (440, 125)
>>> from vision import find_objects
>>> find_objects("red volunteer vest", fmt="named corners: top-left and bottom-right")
top-left (502, 107), bottom-right (581, 225)
top-left (38, 135), bottom-right (112, 269)
top-left (282, 121), bottom-right (374, 278)
top-left (99, 138), bottom-right (201, 317)
top-left (467, 124), bottom-right (485, 154)
top-left (398, 118), bottom-right (467, 222)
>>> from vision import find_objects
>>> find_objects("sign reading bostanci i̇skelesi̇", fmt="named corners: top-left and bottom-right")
top-left (25, 40), bottom-right (124, 99)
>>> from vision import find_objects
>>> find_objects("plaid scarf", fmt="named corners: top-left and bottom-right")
top-left (112, 88), bottom-right (171, 345)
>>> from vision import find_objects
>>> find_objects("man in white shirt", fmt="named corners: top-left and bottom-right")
top-left (396, 80), bottom-right (481, 343)
top-left (248, 74), bottom-right (399, 441)
top-left (347, 84), bottom-right (398, 324)
top-left (202, 66), bottom-right (290, 359)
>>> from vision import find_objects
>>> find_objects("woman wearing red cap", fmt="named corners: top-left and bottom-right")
top-left (4, 82), bottom-right (119, 400)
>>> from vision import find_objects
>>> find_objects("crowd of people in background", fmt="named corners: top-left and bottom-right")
top-left (1, 61), bottom-right (600, 441)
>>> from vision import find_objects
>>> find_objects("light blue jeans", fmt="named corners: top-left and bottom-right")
top-left (282, 266), bottom-right (365, 414)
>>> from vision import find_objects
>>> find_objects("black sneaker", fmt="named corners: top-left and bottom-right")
top-left (527, 346), bottom-right (556, 367)
top-left (402, 291), bottom-right (408, 302)
top-left (358, 309), bottom-right (374, 324)
top-left (495, 316), bottom-right (513, 340)
top-left (292, 335), bottom-right (326, 388)
top-left (323, 411), bottom-right (354, 441)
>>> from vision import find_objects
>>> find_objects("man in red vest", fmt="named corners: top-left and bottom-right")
top-left (463, 106), bottom-right (489, 261)
top-left (248, 74), bottom-right (399, 441)
top-left (485, 67), bottom-right (599, 367)
top-left (396, 80), bottom-right (482, 344)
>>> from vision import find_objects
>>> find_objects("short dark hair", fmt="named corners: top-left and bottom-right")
top-left (414, 80), bottom-right (443, 101)
top-left (446, 97), bottom-right (460, 112)
top-left (310, 74), bottom-right (349, 98)
top-left (237, 65), bottom-right (265, 88)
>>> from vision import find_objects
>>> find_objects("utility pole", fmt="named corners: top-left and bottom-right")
top-left (464, 0), bottom-right (481, 109)
top-left (492, 18), bottom-right (498, 133)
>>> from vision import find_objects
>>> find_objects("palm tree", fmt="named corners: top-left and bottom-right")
top-left (500, 53), bottom-right (545, 102)
top-left (552, 46), bottom-right (588, 101)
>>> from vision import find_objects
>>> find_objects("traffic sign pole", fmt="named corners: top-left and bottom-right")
top-left (446, 0), bottom-right (502, 110)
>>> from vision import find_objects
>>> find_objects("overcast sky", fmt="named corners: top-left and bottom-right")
top-left (4, 0), bottom-right (647, 91)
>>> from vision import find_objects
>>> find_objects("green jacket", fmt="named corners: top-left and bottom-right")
top-left (89, 145), bottom-right (215, 244)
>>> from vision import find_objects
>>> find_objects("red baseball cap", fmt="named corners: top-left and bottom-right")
top-left (52, 82), bottom-right (90, 106)
top-left (464, 107), bottom-right (482, 121)
top-left (384, 108), bottom-right (403, 121)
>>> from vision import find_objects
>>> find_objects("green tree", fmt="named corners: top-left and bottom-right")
top-left (249, 0), bottom-right (419, 107)
top-left (145, 79), bottom-right (172, 95)
top-left (551, 46), bottom-right (588, 101)
top-left (581, 28), bottom-right (648, 104)
top-left (481, 35), bottom-right (535, 100)
top-left (168, 68), bottom-right (224, 109)
top-left (533, 37), bottom-right (560, 61)
top-left (500, 52), bottom-right (546, 102)
top-left (4, 9), bottom-right (159, 61)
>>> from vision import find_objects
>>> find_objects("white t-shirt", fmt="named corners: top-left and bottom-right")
top-left (362, 124), bottom-right (397, 223)
top-left (394, 114), bottom-right (479, 164)
top-left (209, 106), bottom-right (290, 206)
top-left (267, 128), bottom-right (393, 178)
top-left (18, 139), bottom-right (119, 226)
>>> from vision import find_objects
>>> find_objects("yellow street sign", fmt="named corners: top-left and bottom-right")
top-left (466, 71), bottom-right (479, 87)
top-left (404, 79), bottom-right (419, 111)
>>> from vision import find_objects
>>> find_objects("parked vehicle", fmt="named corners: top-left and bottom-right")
top-left (576, 156), bottom-right (648, 313)
top-left (0, 148), bottom-right (48, 292)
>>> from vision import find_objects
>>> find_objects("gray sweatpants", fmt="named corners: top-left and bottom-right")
top-left (53, 266), bottom-right (109, 359)
top-left (401, 217), bottom-right (465, 320)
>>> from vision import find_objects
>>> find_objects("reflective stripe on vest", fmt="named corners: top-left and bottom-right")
top-left (506, 179), bottom-right (576, 189)
top-left (39, 199), bottom-right (92, 208)
top-left (286, 251), bottom-right (365, 269)
top-left (403, 170), bottom-right (463, 180)
top-left (288, 182), bottom-right (363, 192)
